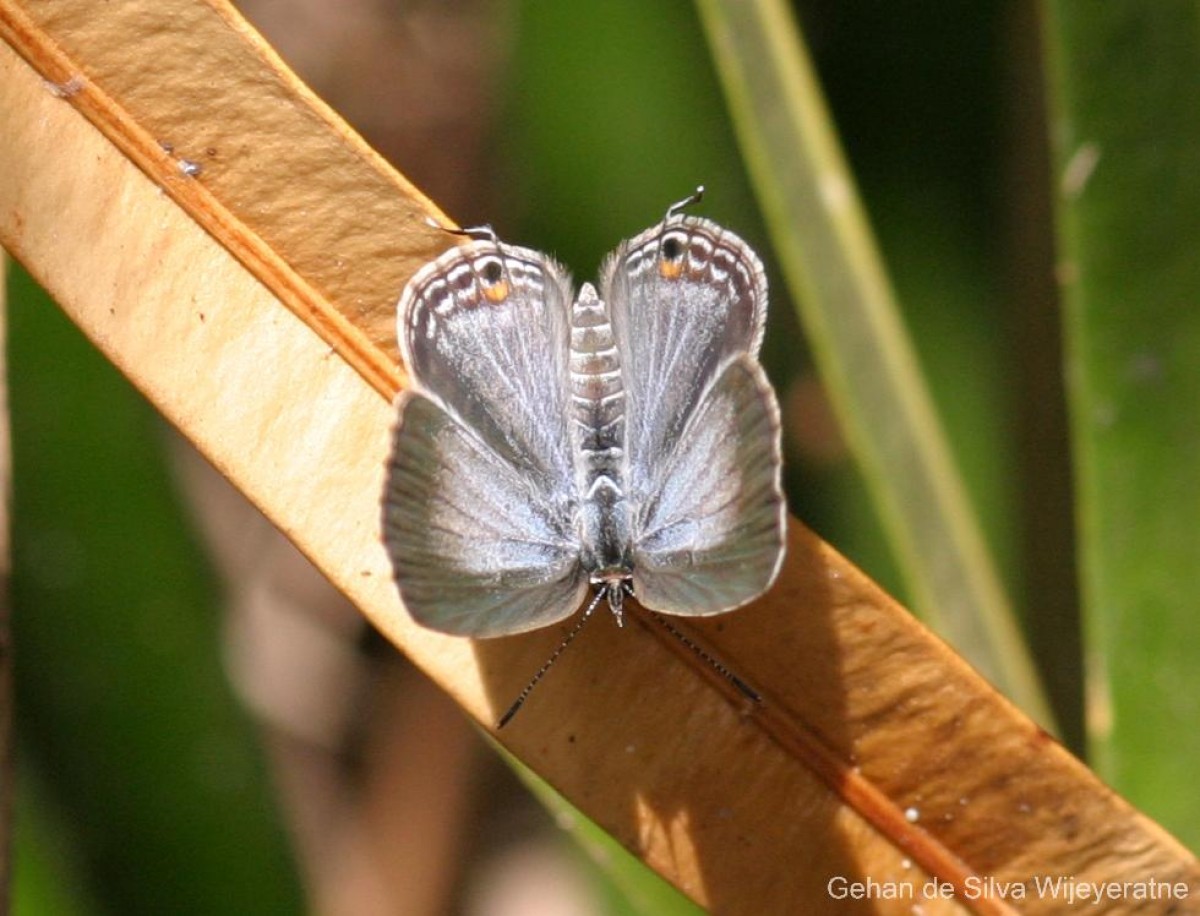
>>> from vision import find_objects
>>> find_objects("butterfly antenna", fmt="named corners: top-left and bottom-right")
top-left (422, 216), bottom-right (499, 244)
top-left (666, 185), bottom-right (705, 221)
top-left (497, 589), bottom-right (605, 728)
top-left (650, 612), bottom-right (762, 705)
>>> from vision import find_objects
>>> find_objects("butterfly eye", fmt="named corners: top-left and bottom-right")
top-left (658, 234), bottom-right (686, 280)
top-left (478, 258), bottom-right (510, 303)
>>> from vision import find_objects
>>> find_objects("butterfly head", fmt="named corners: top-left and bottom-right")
top-left (590, 571), bottom-right (635, 628)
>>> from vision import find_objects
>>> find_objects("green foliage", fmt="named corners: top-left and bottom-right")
top-left (693, 0), bottom-right (1052, 726)
top-left (9, 270), bottom-right (302, 913)
top-left (1044, 0), bottom-right (1200, 848)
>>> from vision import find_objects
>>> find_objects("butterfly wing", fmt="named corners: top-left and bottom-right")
top-left (626, 355), bottom-right (785, 613)
top-left (601, 216), bottom-right (768, 488)
top-left (384, 391), bottom-right (588, 636)
top-left (385, 241), bottom-right (586, 636)
top-left (600, 216), bottom-right (786, 614)
top-left (398, 240), bottom-right (579, 497)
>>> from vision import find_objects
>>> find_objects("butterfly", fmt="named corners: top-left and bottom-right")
top-left (383, 192), bottom-right (786, 658)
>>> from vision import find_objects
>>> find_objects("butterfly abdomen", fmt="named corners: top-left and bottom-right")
top-left (569, 283), bottom-right (631, 574)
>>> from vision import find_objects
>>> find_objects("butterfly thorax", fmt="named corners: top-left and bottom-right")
top-left (569, 283), bottom-right (633, 585)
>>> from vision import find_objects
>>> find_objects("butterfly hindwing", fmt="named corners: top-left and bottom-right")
top-left (384, 391), bottom-right (587, 636)
top-left (630, 354), bottom-right (785, 614)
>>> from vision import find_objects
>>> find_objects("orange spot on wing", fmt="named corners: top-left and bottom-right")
top-left (658, 258), bottom-right (684, 280)
top-left (483, 279), bottom-right (510, 303)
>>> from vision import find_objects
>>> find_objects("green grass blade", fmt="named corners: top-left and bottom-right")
top-left (1042, 2), bottom-right (1200, 849)
top-left (693, 0), bottom-right (1054, 728)
top-left (499, 751), bottom-right (705, 916)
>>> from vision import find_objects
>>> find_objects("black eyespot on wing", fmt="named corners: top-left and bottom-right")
top-left (481, 259), bottom-right (504, 285)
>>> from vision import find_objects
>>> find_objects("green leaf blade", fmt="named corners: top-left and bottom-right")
top-left (695, 0), bottom-right (1054, 729)
top-left (1044, 1), bottom-right (1200, 849)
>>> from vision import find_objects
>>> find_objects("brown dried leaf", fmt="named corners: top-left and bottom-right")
top-left (1, 1), bottom-right (1197, 912)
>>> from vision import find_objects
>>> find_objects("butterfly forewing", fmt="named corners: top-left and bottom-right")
top-left (399, 242), bottom-right (577, 495)
top-left (601, 217), bottom-right (767, 498)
